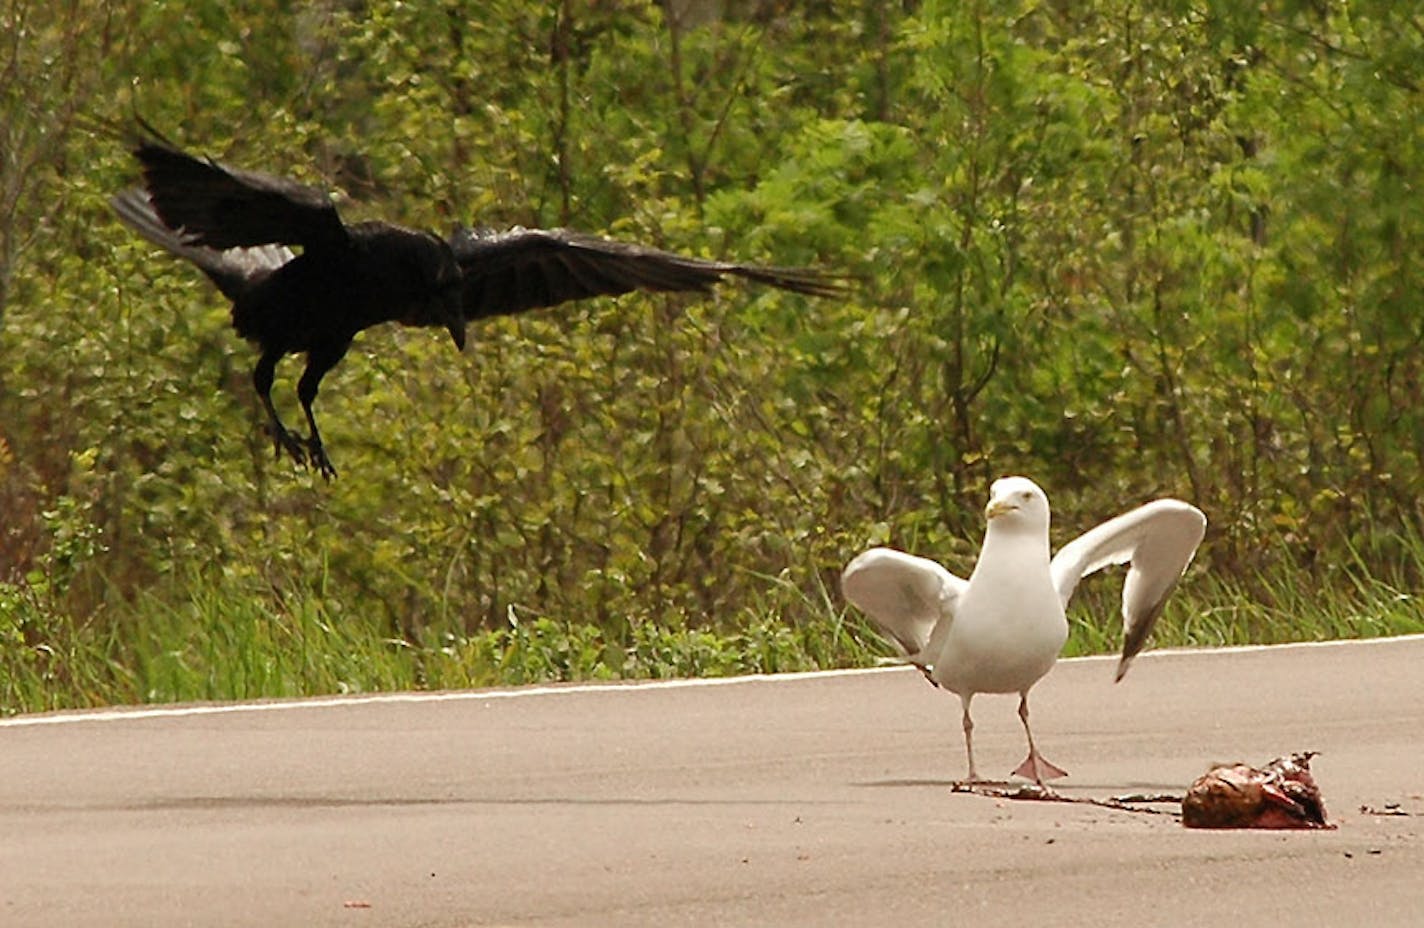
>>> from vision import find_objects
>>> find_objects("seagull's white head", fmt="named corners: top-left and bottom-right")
top-left (983, 476), bottom-right (1051, 530)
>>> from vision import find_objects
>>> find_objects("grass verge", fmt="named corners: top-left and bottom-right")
top-left (3, 554), bottom-right (1423, 716)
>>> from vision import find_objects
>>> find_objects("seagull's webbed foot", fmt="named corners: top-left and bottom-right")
top-left (1012, 694), bottom-right (1066, 785)
top-left (1012, 750), bottom-right (1069, 785)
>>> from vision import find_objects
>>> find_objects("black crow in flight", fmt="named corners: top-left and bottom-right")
top-left (112, 126), bottom-right (845, 479)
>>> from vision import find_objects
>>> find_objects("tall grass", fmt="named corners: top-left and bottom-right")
top-left (0, 558), bottom-right (887, 714)
top-left (3, 542), bottom-right (1423, 716)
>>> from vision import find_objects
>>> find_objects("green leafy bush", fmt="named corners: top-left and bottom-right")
top-left (3, 1), bottom-right (1423, 712)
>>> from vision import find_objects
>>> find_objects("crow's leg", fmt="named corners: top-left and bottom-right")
top-left (295, 344), bottom-right (349, 481)
top-left (253, 349), bottom-right (307, 467)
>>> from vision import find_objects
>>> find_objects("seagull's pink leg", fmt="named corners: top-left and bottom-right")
top-left (958, 694), bottom-right (982, 783)
top-left (1011, 692), bottom-right (1068, 784)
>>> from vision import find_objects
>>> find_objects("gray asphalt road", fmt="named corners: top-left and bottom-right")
top-left (2, 637), bottom-right (1421, 927)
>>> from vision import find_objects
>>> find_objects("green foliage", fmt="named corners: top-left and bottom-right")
top-left (3, 1), bottom-right (1424, 713)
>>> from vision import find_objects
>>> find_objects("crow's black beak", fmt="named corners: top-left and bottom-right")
top-left (448, 324), bottom-right (467, 352)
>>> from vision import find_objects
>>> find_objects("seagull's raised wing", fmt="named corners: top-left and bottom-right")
top-left (841, 547), bottom-right (968, 661)
top-left (1049, 499), bottom-right (1206, 682)
top-left (449, 226), bottom-right (847, 320)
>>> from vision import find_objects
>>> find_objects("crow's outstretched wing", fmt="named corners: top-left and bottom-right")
top-left (449, 226), bottom-right (847, 320)
top-left (130, 125), bottom-right (348, 252)
top-left (111, 188), bottom-right (294, 300)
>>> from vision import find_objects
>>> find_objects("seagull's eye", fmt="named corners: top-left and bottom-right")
top-left (1020, 491), bottom-right (1032, 501)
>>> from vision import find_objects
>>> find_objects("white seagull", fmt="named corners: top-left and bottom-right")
top-left (841, 476), bottom-right (1206, 784)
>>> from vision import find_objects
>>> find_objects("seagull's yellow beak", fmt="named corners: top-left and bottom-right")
top-left (985, 498), bottom-right (1017, 520)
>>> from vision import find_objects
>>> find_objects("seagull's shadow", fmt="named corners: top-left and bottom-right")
top-left (17, 795), bottom-right (848, 815)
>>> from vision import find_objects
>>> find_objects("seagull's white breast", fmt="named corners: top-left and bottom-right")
top-left (926, 531), bottom-right (1068, 696)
